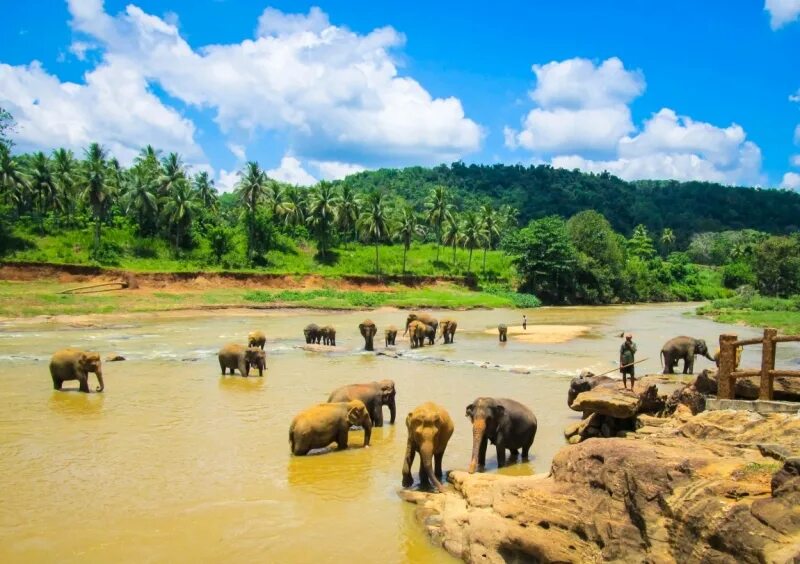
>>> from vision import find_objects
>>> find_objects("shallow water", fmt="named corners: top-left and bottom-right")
top-left (0, 304), bottom-right (796, 562)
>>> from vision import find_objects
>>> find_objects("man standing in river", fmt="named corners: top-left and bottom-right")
top-left (619, 333), bottom-right (637, 390)
top-left (522, 315), bottom-right (527, 331)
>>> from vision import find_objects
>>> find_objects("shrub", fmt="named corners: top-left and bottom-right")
top-left (722, 261), bottom-right (756, 289)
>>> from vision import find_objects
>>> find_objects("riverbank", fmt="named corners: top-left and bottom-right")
top-left (697, 294), bottom-right (800, 334)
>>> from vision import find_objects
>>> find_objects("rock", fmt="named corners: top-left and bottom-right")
top-left (771, 457), bottom-right (800, 495)
top-left (105, 354), bottom-right (125, 362)
top-left (568, 434), bottom-right (583, 444)
top-left (181, 357), bottom-right (200, 362)
top-left (636, 414), bottom-right (672, 428)
top-left (665, 383), bottom-right (705, 415)
top-left (757, 443), bottom-right (792, 462)
top-left (695, 369), bottom-right (800, 402)
top-left (567, 374), bottom-right (615, 407)
top-left (571, 387), bottom-right (640, 419)
top-left (637, 384), bottom-right (666, 414)
top-left (563, 421), bottom-right (583, 439)
top-left (694, 369), bottom-right (718, 394)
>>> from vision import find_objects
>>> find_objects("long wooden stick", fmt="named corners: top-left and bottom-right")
top-left (593, 357), bottom-right (650, 378)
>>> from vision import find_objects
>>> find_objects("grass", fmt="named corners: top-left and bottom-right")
top-left (697, 293), bottom-right (800, 334)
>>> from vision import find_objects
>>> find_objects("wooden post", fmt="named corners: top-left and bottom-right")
top-left (759, 328), bottom-right (778, 400)
top-left (718, 333), bottom-right (737, 400)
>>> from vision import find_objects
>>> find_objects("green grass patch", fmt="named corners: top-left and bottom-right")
top-left (697, 292), bottom-right (800, 333)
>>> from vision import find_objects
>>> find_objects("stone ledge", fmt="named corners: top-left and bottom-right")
top-left (706, 398), bottom-right (800, 414)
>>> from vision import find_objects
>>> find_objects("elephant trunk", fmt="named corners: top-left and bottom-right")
top-left (95, 369), bottom-right (104, 392)
top-left (468, 420), bottom-right (486, 474)
top-left (420, 443), bottom-right (443, 492)
top-left (388, 396), bottom-right (396, 424)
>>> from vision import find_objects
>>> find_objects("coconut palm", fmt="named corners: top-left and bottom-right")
top-left (0, 144), bottom-right (28, 214)
top-left (236, 161), bottom-right (268, 260)
top-left (52, 148), bottom-right (78, 225)
top-left (123, 170), bottom-right (159, 235)
top-left (395, 205), bottom-right (424, 275)
top-left (80, 143), bottom-right (111, 247)
top-left (266, 180), bottom-right (288, 219)
top-left (479, 203), bottom-right (500, 274)
top-left (28, 152), bottom-right (57, 231)
top-left (162, 179), bottom-right (199, 249)
top-left (193, 171), bottom-right (218, 212)
top-left (158, 152), bottom-right (186, 198)
top-left (306, 181), bottom-right (339, 258)
top-left (425, 185), bottom-right (452, 261)
top-left (337, 184), bottom-right (360, 244)
top-left (660, 227), bottom-right (675, 256)
top-left (358, 190), bottom-right (392, 274)
top-left (442, 212), bottom-right (461, 266)
top-left (462, 211), bottom-right (487, 272)
top-left (282, 186), bottom-right (307, 228)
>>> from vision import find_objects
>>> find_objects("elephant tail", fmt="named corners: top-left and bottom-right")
top-left (660, 350), bottom-right (665, 368)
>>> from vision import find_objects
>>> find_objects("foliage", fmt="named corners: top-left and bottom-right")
top-left (752, 236), bottom-right (800, 297)
top-left (722, 261), bottom-right (757, 289)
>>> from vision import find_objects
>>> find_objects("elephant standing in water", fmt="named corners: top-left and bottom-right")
top-left (289, 399), bottom-right (372, 455)
top-left (385, 326), bottom-right (398, 347)
top-left (408, 320), bottom-right (427, 349)
top-left (359, 319), bottom-right (378, 351)
top-left (218, 343), bottom-right (267, 377)
top-left (328, 380), bottom-right (396, 427)
top-left (424, 324), bottom-right (436, 345)
top-left (303, 324), bottom-right (322, 344)
top-left (498, 324), bottom-right (508, 342)
top-left (466, 397), bottom-right (537, 473)
top-left (661, 336), bottom-right (714, 374)
top-left (320, 325), bottom-right (336, 346)
top-left (402, 402), bottom-right (454, 492)
top-left (248, 330), bottom-right (266, 349)
top-left (438, 319), bottom-right (457, 344)
top-left (49, 348), bottom-right (104, 392)
top-left (404, 313), bottom-right (438, 337)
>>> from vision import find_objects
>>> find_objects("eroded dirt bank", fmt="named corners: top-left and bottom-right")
top-left (402, 409), bottom-right (800, 563)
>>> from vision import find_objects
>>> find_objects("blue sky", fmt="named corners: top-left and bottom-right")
top-left (1, 0), bottom-right (799, 190)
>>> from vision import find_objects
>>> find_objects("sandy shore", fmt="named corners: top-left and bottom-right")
top-left (482, 324), bottom-right (590, 343)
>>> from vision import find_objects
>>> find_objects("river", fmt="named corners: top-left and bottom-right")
top-left (1, 304), bottom-right (797, 562)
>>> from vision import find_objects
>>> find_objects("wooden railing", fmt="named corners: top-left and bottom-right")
top-left (718, 328), bottom-right (800, 400)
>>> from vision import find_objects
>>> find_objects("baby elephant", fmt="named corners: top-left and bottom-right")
top-left (289, 399), bottom-right (372, 455)
top-left (218, 343), bottom-right (266, 377)
top-left (402, 402), bottom-right (454, 492)
top-left (50, 348), bottom-right (104, 392)
top-left (498, 324), bottom-right (508, 342)
top-left (248, 330), bottom-right (266, 349)
top-left (320, 325), bottom-right (336, 346)
top-left (385, 325), bottom-right (398, 347)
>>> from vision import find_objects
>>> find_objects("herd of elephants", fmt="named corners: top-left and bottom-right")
top-left (46, 311), bottom-right (720, 493)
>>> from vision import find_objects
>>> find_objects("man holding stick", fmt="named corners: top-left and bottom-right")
top-left (619, 333), bottom-right (637, 390)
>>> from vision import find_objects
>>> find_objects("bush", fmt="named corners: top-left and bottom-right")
top-left (89, 240), bottom-right (122, 265)
top-left (722, 261), bottom-right (756, 289)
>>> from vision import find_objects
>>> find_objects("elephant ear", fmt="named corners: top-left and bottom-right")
top-left (406, 412), bottom-right (413, 427)
top-left (347, 406), bottom-right (364, 425)
top-left (493, 404), bottom-right (506, 419)
top-left (465, 403), bottom-right (475, 419)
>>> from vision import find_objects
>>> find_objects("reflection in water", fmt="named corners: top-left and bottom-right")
top-left (0, 305), bottom-right (793, 562)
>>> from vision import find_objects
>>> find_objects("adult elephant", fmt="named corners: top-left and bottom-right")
top-left (359, 319), bottom-right (378, 351)
top-left (248, 330), bottom-right (266, 350)
top-left (218, 343), bottom-right (267, 377)
top-left (328, 379), bottom-right (396, 427)
top-left (404, 313), bottom-right (438, 336)
top-left (408, 320), bottom-right (427, 349)
top-left (385, 326), bottom-right (398, 347)
top-left (661, 336), bottom-right (714, 374)
top-left (289, 399), bottom-right (372, 455)
top-left (438, 319), bottom-right (457, 344)
top-left (466, 397), bottom-right (537, 473)
top-left (402, 402), bottom-right (454, 492)
top-left (303, 323), bottom-right (322, 344)
top-left (49, 348), bottom-right (104, 392)
top-left (320, 325), bottom-right (336, 346)
top-left (498, 324), bottom-right (508, 342)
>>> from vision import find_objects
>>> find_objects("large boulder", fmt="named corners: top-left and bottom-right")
top-left (694, 369), bottom-right (800, 402)
top-left (566, 373), bottom-right (614, 407)
top-left (570, 386), bottom-right (640, 419)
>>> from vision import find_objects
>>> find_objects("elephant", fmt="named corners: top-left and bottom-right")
top-left (303, 323), bottom-right (322, 344)
top-left (438, 319), bottom-right (457, 344)
top-left (385, 325), bottom-right (398, 347)
top-left (660, 336), bottom-right (714, 374)
top-left (408, 320), bottom-right (427, 349)
top-left (713, 346), bottom-right (743, 369)
top-left (320, 325), bottom-right (336, 346)
top-left (289, 399), bottom-right (372, 455)
top-left (466, 397), bottom-right (537, 473)
top-left (404, 312), bottom-right (438, 336)
top-left (218, 343), bottom-right (267, 377)
top-left (567, 373), bottom-right (614, 408)
top-left (248, 330), bottom-right (266, 349)
top-left (402, 402), bottom-right (454, 492)
top-left (328, 379), bottom-right (396, 427)
top-left (359, 319), bottom-right (378, 351)
top-left (424, 324), bottom-right (437, 345)
top-left (498, 324), bottom-right (508, 342)
top-left (49, 348), bottom-right (104, 393)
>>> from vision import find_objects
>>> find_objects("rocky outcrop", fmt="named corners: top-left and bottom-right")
top-left (402, 410), bottom-right (800, 563)
top-left (694, 368), bottom-right (800, 402)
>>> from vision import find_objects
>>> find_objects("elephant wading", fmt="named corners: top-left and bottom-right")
top-left (385, 326), bottom-right (398, 347)
top-left (50, 348), bottom-right (104, 392)
top-left (408, 320), bottom-right (427, 349)
top-left (402, 402), bottom-right (454, 492)
top-left (320, 325), bottom-right (336, 346)
top-left (248, 330), bottom-right (266, 349)
top-left (404, 313), bottom-right (438, 337)
top-left (303, 324), bottom-right (322, 344)
top-left (424, 324), bottom-right (436, 346)
top-left (438, 319), bottom-right (457, 344)
top-left (218, 344), bottom-right (267, 377)
top-left (498, 324), bottom-right (508, 342)
top-left (661, 336), bottom-right (714, 374)
top-left (466, 397), bottom-right (537, 473)
top-left (328, 379), bottom-right (396, 427)
top-left (289, 399), bottom-right (372, 455)
top-left (359, 319), bottom-right (378, 351)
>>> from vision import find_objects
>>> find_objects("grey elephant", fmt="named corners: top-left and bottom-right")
top-left (218, 343), bottom-right (267, 377)
top-left (424, 324), bottom-right (436, 345)
top-left (289, 399), bottom-right (372, 455)
top-left (248, 330), bottom-right (266, 349)
top-left (402, 402), bottom-right (454, 492)
top-left (328, 379), bottom-right (396, 427)
top-left (303, 323), bottom-right (322, 344)
top-left (320, 325), bottom-right (336, 346)
top-left (359, 319), bottom-right (377, 351)
top-left (385, 325), bottom-right (398, 347)
top-left (438, 319), bottom-right (457, 344)
top-left (408, 320), bottom-right (427, 349)
top-left (404, 312), bottom-right (438, 337)
top-left (466, 397), bottom-right (537, 473)
top-left (660, 336), bottom-right (714, 374)
top-left (498, 324), bottom-right (508, 342)
top-left (49, 348), bottom-right (104, 392)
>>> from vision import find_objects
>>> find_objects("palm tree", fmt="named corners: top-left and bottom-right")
top-left (425, 185), bottom-right (451, 261)
top-left (660, 227), bottom-right (675, 256)
top-left (266, 179), bottom-right (288, 219)
top-left (158, 152), bottom-right (186, 198)
top-left (281, 186), bottom-right (306, 228)
top-left (123, 170), bottom-right (159, 234)
top-left (479, 203), bottom-right (500, 274)
top-left (306, 181), bottom-right (339, 258)
top-left (442, 212), bottom-right (461, 266)
top-left (162, 179), bottom-right (199, 249)
top-left (193, 171), bottom-right (218, 212)
top-left (395, 205), bottom-right (423, 275)
top-left (461, 211), bottom-right (485, 272)
top-left (236, 161), bottom-right (267, 260)
top-left (337, 184), bottom-right (360, 244)
top-left (81, 143), bottom-right (111, 247)
top-left (0, 144), bottom-right (28, 215)
top-left (52, 148), bottom-right (78, 225)
top-left (358, 190), bottom-right (392, 274)
top-left (28, 152), bottom-right (57, 231)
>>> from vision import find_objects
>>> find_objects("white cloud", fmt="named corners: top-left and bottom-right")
top-left (266, 155), bottom-right (317, 186)
top-left (791, 155), bottom-right (800, 167)
top-left (65, 2), bottom-right (481, 167)
top-left (781, 172), bottom-right (800, 189)
top-left (68, 40), bottom-right (95, 60)
top-left (310, 159), bottom-right (365, 180)
top-left (227, 143), bottom-right (246, 162)
top-left (765, 0), bottom-right (800, 29)
top-left (217, 168), bottom-right (239, 193)
top-left (514, 106), bottom-right (634, 153)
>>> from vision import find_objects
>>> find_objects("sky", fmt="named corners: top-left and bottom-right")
top-left (1, 0), bottom-right (799, 192)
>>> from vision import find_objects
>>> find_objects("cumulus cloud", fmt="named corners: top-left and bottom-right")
top-left (781, 172), bottom-right (800, 189)
top-left (227, 143), bottom-right (246, 162)
top-left (217, 168), bottom-right (240, 193)
top-left (266, 155), bottom-right (317, 186)
top-left (310, 159), bottom-right (366, 180)
top-left (765, 0), bottom-right (800, 29)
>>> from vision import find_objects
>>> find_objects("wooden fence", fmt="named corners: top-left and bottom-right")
top-left (718, 328), bottom-right (800, 400)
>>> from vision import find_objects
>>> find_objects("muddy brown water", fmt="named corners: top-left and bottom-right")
top-left (1, 304), bottom-right (797, 562)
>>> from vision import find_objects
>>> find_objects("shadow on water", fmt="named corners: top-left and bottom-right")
top-left (217, 375), bottom-right (267, 392)
top-left (48, 391), bottom-right (105, 416)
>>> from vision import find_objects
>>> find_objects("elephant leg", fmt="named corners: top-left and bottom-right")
top-left (372, 404), bottom-right (383, 427)
top-left (336, 428), bottom-right (349, 450)
top-left (434, 452), bottom-right (444, 480)
top-left (402, 440), bottom-right (416, 487)
top-left (219, 360), bottom-right (225, 375)
top-left (477, 436), bottom-right (488, 471)
top-left (686, 357), bottom-right (694, 374)
top-left (238, 359), bottom-right (249, 377)
top-left (664, 354), bottom-right (673, 374)
top-left (496, 444), bottom-right (507, 468)
top-left (79, 376), bottom-right (90, 393)
top-left (508, 448), bottom-right (519, 462)
top-left (52, 375), bottom-right (62, 390)
top-left (522, 443), bottom-right (531, 461)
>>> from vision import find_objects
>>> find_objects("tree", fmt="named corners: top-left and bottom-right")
top-left (628, 224), bottom-right (656, 260)
top-left (395, 204), bottom-right (423, 275)
top-left (337, 184), bottom-right (360, 244)
top-left (28, 152), bottom-right (57, 230)
top-left (52, 148), bottom-right (78, 225)
top-left (461, 211), bottom-right (485, 272)
top-left (753, 236), bottom-right (800, 297)
top-left (358, 190), bottom-right (392, 274)
top-left (306, 181), bottom-right (339, 258)
top-left (158, 152), bottom-right (186, 198)
top-left (123, 169), bottom-right (159, 235)
top-left (660, 227), bottom-right (675, 256)
top-left (81, 143), bottom-right (111, 248)
top-left (0, 107), bottom-right (15, 149)
top-left (479, 203), bottom-right (500, 274)
top-left (442, 212), bottom-right (461, 266)
top-left (193, 171), bottom-right (218, 212)
top-left (266, 180), bottom-right (287, 219)
top-left (0, 144), bottom-right (27, 214)
top-left (236, 161), bottom-right (268, 261)
top-left (282, 186), bottom-right (306, 228)
top-left (425, 185), bottom-right (452, 261)
top-left (161, 179), bottom-right (199, 249)
top-left (566, 210), bottom-right (626, 303)
top-left (208, 225), bottom-right (233, 263)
